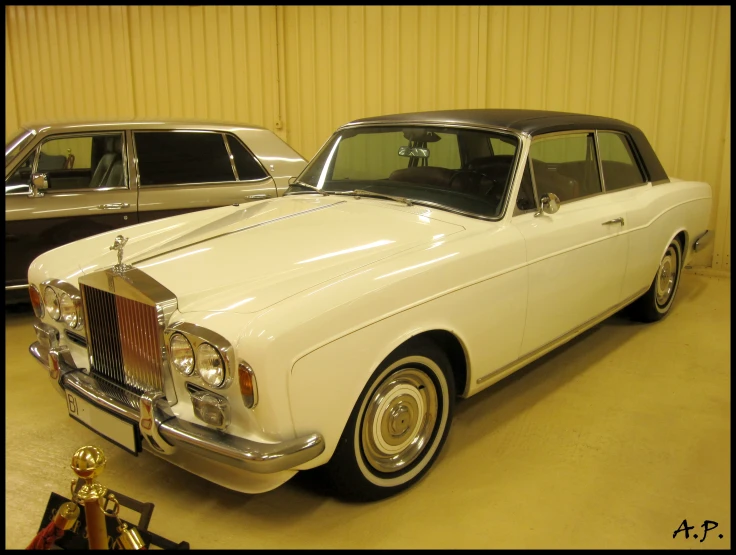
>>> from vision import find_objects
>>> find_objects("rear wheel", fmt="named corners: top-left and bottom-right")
top-left (326, 339), bottom-right (455, 501)
top-left (629, 238), bottom-right (683, 322)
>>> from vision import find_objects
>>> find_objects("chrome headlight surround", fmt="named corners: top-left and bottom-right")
top-left (42, 280), bottom-right (84, 330)
top-left (164, 322), bottom-right (233, 390)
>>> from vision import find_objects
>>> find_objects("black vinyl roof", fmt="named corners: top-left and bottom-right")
top-left (347, 109), bottom-right (631, 135)
top-left (343, 109), bottom-right (668, 182)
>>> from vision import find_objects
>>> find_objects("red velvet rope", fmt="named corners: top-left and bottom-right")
top-left (26, 520), bottom-right (66, 550)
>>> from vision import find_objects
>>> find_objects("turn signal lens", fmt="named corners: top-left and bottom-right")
top-left (44, 287), bottom-right (60, 321)
top-left (238, 362), bottom-right (258, 409)
top-left (29, 285), bottom-right (44, 318)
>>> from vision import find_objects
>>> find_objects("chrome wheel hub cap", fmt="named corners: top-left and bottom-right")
top-left (656, 246), bottom-right (677, 306)
top-left (362, 368), bottom-right (438, 473)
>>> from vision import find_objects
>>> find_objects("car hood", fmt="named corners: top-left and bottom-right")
top-left (82, 196), bottom-right (466, 313)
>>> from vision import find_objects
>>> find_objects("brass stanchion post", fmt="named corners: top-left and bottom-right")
top-left (70, 446), bottom-right (109, 550)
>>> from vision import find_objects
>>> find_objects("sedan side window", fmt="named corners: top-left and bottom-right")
top-left (37, 133), bottom-right (126, 191)
top-left (135, 131), bottom-right (235, 186)
top-left (530, 132), bottom-right (601, 203)
top-left (5, 150), bottom-right (35, 194)
top-left (597, 131), bottom-right (646, 191)
top-left (225, 135), bottom-right (268, 181)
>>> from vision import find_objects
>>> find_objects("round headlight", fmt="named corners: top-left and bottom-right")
top-left (170, 333), bottom-right (195, 376)
top-left (44, 287), bottom-right (60, 321)
top-left (60, 292), bottom-right (82, 329)
top-left (196, 343), bottom-right (225, 387)
top-left (29, 284), bottom-right (44, 318)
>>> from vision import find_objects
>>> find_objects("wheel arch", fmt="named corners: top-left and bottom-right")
top-left (288, 323), bottom-right (470, 470)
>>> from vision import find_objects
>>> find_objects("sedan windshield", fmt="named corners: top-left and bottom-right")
top-left (290, 125), bottom-right (520, 218)
top-left (5, 129), bottom-right (35, 166)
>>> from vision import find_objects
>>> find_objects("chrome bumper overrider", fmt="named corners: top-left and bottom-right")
top-left (29, 341), bottom-right (324, 474)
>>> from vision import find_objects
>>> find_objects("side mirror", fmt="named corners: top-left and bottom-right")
top-left (534, 192), bottom-right (560, 217)
top-left (29, 173), bottom-right (48, 197)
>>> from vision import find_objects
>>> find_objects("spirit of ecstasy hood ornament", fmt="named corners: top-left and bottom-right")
top-left (110, 235), bottom-right (132, 273)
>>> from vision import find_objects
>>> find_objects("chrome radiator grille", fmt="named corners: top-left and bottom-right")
top-left (81, 284), bottom-right (164, 394)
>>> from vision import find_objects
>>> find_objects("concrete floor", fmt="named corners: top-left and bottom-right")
top-left (5, 271), bottom-right (730, 549)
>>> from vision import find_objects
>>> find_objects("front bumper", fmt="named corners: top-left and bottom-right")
top-left (29, 341), bottom-right (325, 475)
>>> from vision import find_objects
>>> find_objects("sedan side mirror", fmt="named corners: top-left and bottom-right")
top-left (534, 192), bottom-right (560, 217)
top-left (29, 173), bottom-right (48, 197)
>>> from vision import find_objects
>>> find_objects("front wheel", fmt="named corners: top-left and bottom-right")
top-left (628, 238), bottom-right (683, 322)
top-left (326, 339), bottom-right (455, 501)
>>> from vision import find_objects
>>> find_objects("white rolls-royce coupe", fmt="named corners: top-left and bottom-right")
top-left (27, 110), bottom-right (712, 500)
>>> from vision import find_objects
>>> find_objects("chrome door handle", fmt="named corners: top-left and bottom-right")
top-left (97, 203), bottom-right (130, 210)
top-left (602, 217), bottom-right (625, 226)
top-left (247, 194), bottom-right (270, 200)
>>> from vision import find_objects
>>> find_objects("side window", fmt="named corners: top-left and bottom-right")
top-left (5, 150), bottom-right (35, 194)
top-left (226, 135), bottom-right (268, 181)
top-left (515, 159), bottom-right (536, 213)
top-left (597, 132), bottom-right (646, 191)
top-left (490, 137), bottom-right (516, 156)
top-left (530, 133), bottom-right (601, 203)
top-left (37, 133), bottom-right (125, 191)
top-left (135, 132), bottom-right (235, 186)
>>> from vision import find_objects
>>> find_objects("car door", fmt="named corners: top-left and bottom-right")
top-left (5, 130), bottom-right (136, 288)
top-left (513, 131), bottom-right (629, 356)
top-left (133, 130), bottom-right (278, 223)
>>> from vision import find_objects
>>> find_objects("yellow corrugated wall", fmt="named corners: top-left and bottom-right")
top-left (4, 5), bottom-right (730, 270)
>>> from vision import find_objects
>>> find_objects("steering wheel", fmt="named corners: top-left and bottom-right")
top-left (449, 169), bottom-right (498, 196)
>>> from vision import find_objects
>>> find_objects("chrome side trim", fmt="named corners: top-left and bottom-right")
top-left (476, 286), bottom-right (649, 385)
top-left (29, 341), bottom-right (326, 474)
top-left (693, 230), bottom-right (712, 252)
top-left (594, 130), bottom-right (606, 192)
top-left (222, 132), bottom-right (240, 181)
top-left (5, 284), bottom-right (29, 290)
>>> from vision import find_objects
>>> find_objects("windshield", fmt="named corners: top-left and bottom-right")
top-left (5, 129), bottom-right (35, 166)
top-left (291, 125), bottom-right (520, 218)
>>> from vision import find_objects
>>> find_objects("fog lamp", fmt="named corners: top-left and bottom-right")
top-left (29, 284), bottom-right (44, 318)
top-left (190, 389), bottom-right (230, 429)
top-left (34, 322), bottom-right (59, 350)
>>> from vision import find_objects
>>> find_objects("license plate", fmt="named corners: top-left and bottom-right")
top-left (66, 391), bottom-right (139, 455)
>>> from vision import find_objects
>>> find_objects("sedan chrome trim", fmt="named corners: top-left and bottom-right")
top-left (28, 341), bottom-right (326, 474)
top-left (5, 283), bottom-right (30, 290)
top-left (693, 230), bottom-right (712, 252)
top-left (475, 286), bottom-right (649, 386)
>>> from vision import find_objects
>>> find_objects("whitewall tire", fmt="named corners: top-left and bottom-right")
top-left (629, 238), bottom-right (683, 322)
top-left (326, 338), bottom-right (455, 501)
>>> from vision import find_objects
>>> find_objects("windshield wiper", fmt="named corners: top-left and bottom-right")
top-left (350, 189), bottom-right (413, 207)
top-left (285, 181), bottom-right (331, 196)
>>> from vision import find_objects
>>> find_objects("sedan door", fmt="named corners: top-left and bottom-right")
top-left (513, 131), bottom-right (629, 356)
top-left (133, 130), bottom-right (277, 223)
top-left (5, 131), bottom-right (136, 289)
